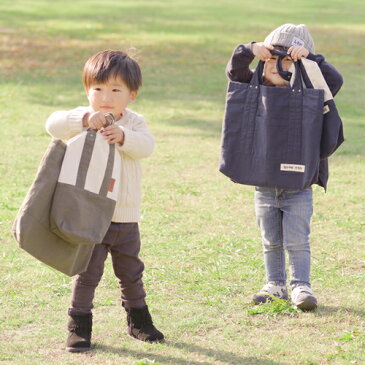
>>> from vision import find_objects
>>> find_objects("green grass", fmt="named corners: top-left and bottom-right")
top-left (1, 0), bottom-right (364, 364)
top-left (246, 297), bottom-right (300, 317)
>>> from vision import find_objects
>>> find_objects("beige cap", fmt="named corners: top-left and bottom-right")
top-left (264, 23), bottom-right (315, 54)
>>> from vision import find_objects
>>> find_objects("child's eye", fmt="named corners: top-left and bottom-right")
top-left (112, 89), bottom-right (121, 92)
top-left (94, 87), bottom-right (101, 91)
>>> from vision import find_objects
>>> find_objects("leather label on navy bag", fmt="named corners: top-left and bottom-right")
top-left (280, 164), bottom-right (305, 173)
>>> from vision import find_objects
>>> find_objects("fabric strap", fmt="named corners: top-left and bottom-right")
top-left (99, 144), bottom-right (115, 196)
top-left (75, 130), bottom-right (115, 197)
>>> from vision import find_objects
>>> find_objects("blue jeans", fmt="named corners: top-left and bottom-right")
top-left (254, 187), bottom-right (313, 287)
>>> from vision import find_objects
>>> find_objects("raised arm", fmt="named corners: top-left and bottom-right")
top-left (226, 43), bottom-right (256, 83)
top-left (45, 107), bottom-right (88, 140)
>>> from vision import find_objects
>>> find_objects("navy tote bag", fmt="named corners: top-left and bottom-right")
top-left (219, 52), bottom-right (325, 190)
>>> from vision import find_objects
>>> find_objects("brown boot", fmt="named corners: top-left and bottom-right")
top-left (125, 305), bottom-right (164, 343)
top-left (66, 312), bottom-right (92, 352)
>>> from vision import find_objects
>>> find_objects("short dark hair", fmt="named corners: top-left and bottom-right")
top-left (82, 50), bottom-right (142, 91)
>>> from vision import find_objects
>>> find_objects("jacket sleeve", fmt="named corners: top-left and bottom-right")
top-left (226, 43), bottom-right (256, 82)
top-left (116, 114), bottom-right (154, 160)
top-left (307, 53), bottom-right (343, 97)
top-left (45, 107), bottom-right (88, 140)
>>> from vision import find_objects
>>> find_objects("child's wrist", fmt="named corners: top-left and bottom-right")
top-left (82, 112), bottom-right (90, 128)
top-left (119, 134), bottom-right (125, 145)
top-left (119, 126), bottom-right (125, 145)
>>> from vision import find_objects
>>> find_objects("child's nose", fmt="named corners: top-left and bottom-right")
top-left (102, 92), bottom-right (112, 101)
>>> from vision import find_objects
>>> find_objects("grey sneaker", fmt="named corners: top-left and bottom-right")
top-left (291, 285), bottom-right (317, 311)
top-left (252, 282), bottom-right (288, 304)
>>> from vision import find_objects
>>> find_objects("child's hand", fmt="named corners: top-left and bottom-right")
top-left (83, 111), bottom-right (107, 130)
top-left (100, 125), bottom-right (125, 145)
top-left (287, 46), bottom-right (309, 61)
top-left (252, 42), bottom-right (274, 61)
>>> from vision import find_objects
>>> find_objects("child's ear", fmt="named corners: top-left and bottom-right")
top-left (129, 90), bottom-right (138, 102)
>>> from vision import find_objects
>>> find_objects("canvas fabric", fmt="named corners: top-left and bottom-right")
top-left (219, 56), bottom-right (325, 190)
top-left (50, 130), bottom-right (121, 245)
top-left (289, 58), bottom-right (344, 159)
top-left (12, 139), bottom-right (95, 276)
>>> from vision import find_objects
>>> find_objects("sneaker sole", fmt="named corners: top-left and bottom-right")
top-left (252, 294), bottom-right (289, 305)
top-left (295, 298), bottom-right (318, 311)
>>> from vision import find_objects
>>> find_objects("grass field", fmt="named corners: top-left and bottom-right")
top-left (0, 1), bottom-right (364, 364)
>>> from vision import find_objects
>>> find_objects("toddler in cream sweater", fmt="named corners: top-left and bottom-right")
top-left (46, 50), bottom-right (164, 352)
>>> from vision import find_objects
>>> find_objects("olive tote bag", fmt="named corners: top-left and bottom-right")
top-left (50, 126), bottom-right (121, 245)
top-left (12, 139), bottom-right (95, 276)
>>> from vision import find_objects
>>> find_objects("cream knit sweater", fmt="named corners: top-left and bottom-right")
top-left (45, 107), bottom-right (154, 223)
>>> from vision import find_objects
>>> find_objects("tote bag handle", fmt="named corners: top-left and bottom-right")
top-left (250, 50), bottom-right (314, 91)
top-left (76, 113), bottom-right (116, 197)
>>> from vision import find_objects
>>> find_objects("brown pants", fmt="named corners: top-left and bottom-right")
top-left (69, 223), bottom-right (146, 315)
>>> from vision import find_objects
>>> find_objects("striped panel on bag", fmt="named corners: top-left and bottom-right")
top-left (58, 130), bottom-right (121, 202)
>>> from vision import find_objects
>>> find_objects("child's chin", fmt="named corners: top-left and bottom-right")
top-left (271, 78), bottom-right (289, 87)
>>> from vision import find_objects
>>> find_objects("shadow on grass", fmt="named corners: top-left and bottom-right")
top-left (316, 305), bottom-right (365, 318)
top-left (156, 117), bottom-right (222, 139)
top-left (94, 340), bottom-right (285, 365)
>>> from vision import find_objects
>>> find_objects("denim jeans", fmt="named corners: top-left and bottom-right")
top-left (254, 187), bottom-right (313, 287)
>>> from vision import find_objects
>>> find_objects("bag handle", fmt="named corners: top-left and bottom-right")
top-left (104, 112), bottom-right (115, 127)
top-left (98, 112), bottom-right (116, 196)
top-left (271, 49), bottom-right (292, 82)
top-left (75, 113), bottom-right (116, 197)
top-left (272, 51), bottom-right (314, 89)
top-left (85, 112), bottom-right (115, 132)
top-left (250, 50), bottom-right (311, 90)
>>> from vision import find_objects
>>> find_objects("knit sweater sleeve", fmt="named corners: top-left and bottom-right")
top-left (307, 53), bottom-right (343, 97)
top-left (226, 43), bottom-right (256, 82)
top-left (116, 112), bottom-right (155, 160)
top-left (45, 107), bottom-right (88, 139)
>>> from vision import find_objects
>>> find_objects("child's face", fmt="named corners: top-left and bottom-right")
top-left (264, 55), bottom-right (292, 87)
top-left (86, 77), bottom-right (137, 120)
